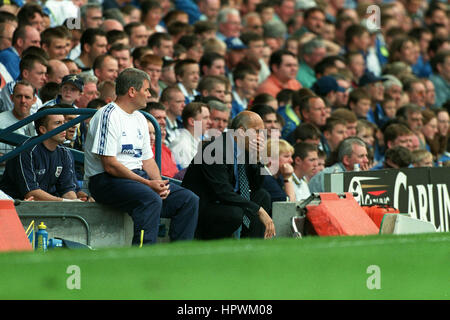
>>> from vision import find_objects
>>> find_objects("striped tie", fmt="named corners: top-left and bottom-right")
top-left (238, 164), bottom-right (251, 228)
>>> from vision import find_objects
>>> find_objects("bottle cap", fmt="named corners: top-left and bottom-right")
top-left (38, 222), bottom-right (47, 229)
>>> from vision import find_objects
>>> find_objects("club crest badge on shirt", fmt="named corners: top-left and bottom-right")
top-left (55, 166), bottom-right (63, 178)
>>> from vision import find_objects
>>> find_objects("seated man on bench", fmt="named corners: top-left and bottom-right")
top-left (0, 105), bottom-right (80, 201)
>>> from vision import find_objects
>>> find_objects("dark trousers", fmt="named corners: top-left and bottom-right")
top-left (89, 170), bottom-right (199, 245)
top-left (196, 188), bottom-right (271, 240)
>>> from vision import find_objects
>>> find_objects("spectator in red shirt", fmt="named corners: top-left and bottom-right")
top-left (145, 102), bottom-right (179, 178)
top-left (257, 49), bottom-right (302, 97)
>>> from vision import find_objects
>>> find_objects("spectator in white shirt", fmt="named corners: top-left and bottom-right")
top-left (0, 54), bottom-right (47, 114)
top-left (0, 80), bottom-right (37, 155)
top-left (175, 59), bottom-right (200, 105)
top-left (169, 102), bottom-right (211, 169)
top-left (292, 142), bottom-right (319, 201)
top-left (160, 85), bottom-right (185, 145)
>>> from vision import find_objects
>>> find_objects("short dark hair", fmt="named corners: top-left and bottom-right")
top-left (177, 34), bottom-right (201, 50)
top-left (332, 108), bottom-right (358, 123)
top-left (144, 101), bottom-right (165, 113)
top-left (269, 49), bottom-right (296, 73)
top-left (252, 93), bottom-right (276, 106)
top-left (106, 30), bottom-right (128, 45)
top-left (12, 25), bottom-right (29, 46)
top-left (293, 122), bottom-right (321, 142)
top-left (403, 77), bottom-right (424, 93)
top-left (22, 46), bottom-right (49, 60)
top-left (345, 24), bottom-right (369, 46)
top-left (124, 22), bottom-right (145, 37)
top-left (80, 28), bottom-right (107, 53)
top-left (174, 59), bottom-right (198, 77)
top-left (293, 142), bottom-right (318, 161)
top-left (140, 0), bottom-right (162, 21)
top-left (314, 59), bottom-right (338, 76)
top-left (34, 105), bottom-right (61, 136)
top-left (385, 146), bottom-right (412, 168)
top-left (303, 7), bottom-right (325, 20)
top-left (197, 75), bottom-right (227, 93)
top-left (200, 51), bottom-right (225, 75)
top-left (168, 21), bottom-right (193, 37)
top-left (276, 89), bottom-right (294, 106)
top-left (39, 82), bottom-right (59, 103)
top-left (240, 32), bottom-right (264, 46)
top-left (132, 46), bottom-right (152, 65)
top-left (86, 98), bottom-right (106, 109)
top-left (424, 5), bottom-right (445, 20)
top-left (109, 43), bottom-right (131, 54)
top-left (0, 11), bottom-right (18, 25)
top-left (324, 116), bottom-right (347, 133)
top-left (299, 95), bottom-right (320, 121)
top-left (182, 102), bottom-right (207, 127)
top-left (17, 3), bottom-right (44, 26)
top-left (345, 50), bottom-right (364, 65)
top-left (408, 26), bottom-right (432, 41)
top-left (430, 49), bottom-right (450, 74)
top-left (193, 20), bottom-right (216, 34)
top-left (428, 36), bottom-right (449, 57)
top-left (383, 123), bottom-right (413, 146)
top-left (41, 27), bottom-right (69, 47)
top-left (250, 104), bottom-right (276, 120)
top-left (163, 9), bottom-right (188, 27)
top-left (13, 79), bottom-right (34, 95)
top-left (233, 65), bottom-right (257, 82)
top-left (389, 36), bottom-right (415, 63)
top-left (160, 85), bottom-right (182, 103)
top-left (93, 54), bottom-right (116, 71)
top-left (348, 88), bottom-right (370, 105)
top-left (147, 32), bottom-right (172, 49)
top-left (292, 88), bottom-right (315, 113)
top-left (19, 54), bottom-right (48, 75)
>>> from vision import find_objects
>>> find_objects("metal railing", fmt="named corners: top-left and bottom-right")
top-left (0, 108), bottom-right (162, 170)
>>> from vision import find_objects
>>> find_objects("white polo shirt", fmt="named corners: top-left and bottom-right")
top-left (84, 102), bottom-right (153, 179)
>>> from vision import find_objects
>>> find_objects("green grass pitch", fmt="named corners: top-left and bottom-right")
top-left (0, 232), bottom-right (448, 300)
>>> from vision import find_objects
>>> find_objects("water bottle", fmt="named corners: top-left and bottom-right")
top-left (35, 222), bottom-right (48, 252)
top-left (353, 163), bottom-right (361, 172)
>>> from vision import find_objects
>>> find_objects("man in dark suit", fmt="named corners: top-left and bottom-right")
top-left (182, 111), bottom-right (276, 240)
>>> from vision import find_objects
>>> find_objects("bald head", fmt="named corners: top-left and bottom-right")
top-left (47, 59), bottom-right (69, 84)
top-left (101, 19), bottom-right (124, 32)
top-left (231, 111), bottom-right (264, 131)
top-left (230, 111), bottom-right (265, 156)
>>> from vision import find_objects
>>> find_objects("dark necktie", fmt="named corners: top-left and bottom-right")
top-left (238, 164), bottom-right (251, 228)
top-left (238, 164), bottom-right (250, 200)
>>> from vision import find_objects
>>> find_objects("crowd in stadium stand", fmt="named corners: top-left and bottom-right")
top-left (0, 0), bottom-right (448, 242)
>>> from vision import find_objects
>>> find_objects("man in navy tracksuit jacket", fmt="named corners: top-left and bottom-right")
top-left (0, 106), bottom-right (78, 201)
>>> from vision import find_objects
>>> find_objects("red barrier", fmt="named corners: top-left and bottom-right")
top-left (0, 200), bottom-right (33, 252)
top-left (306, 193), bottom-right (379, 236)
top-left (362, 205), bottom-right (400, 229)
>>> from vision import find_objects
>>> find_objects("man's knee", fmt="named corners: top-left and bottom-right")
top-left (186, 190), bottom-right (199, 209)
top-left (197, 205), bottom-right (244, 239)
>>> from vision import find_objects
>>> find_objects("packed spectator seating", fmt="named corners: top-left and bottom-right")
top-left (0, 0), bottom-right (449, 243)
